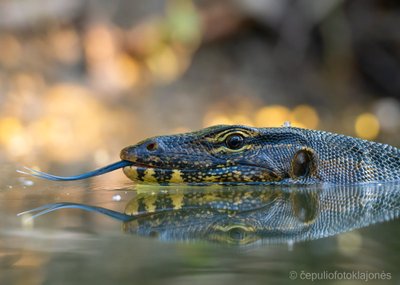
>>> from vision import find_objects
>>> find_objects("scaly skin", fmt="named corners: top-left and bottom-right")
top-left (22, 184), bottom-right (400, 245)
top-left (120, 125), bottom-right (400, 184)
top-left (121, 183), bottom-right (400, 244)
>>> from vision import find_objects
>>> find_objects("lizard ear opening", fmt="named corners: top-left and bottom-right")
top-left (291, 148), bottom-right (315, 179)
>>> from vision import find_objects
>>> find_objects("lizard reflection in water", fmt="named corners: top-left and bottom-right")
top-left (20, 184), bottom-right (400, 245)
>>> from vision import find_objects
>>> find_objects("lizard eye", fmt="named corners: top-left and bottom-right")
top-left (292, 149), bottom-right (313, 178)
top-left (225, 134), bottom-right (244, 150)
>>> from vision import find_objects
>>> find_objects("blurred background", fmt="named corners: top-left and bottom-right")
top-left (0, 0), bottom-right (399, 172)
top-left (1, 2), bottom-right (400, 284)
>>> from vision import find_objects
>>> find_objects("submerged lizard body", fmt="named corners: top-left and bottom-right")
top-left (22, 125), bottom-right (400, 184)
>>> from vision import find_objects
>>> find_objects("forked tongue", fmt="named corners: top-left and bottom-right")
top-left (17, 160), bottom-right (133, 181)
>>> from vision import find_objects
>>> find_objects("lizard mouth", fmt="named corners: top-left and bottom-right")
top-left (122, 164), bottom-right (283, 184)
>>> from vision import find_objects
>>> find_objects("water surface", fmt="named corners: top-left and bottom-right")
top-left (0, 163), bottom-right (399, 285)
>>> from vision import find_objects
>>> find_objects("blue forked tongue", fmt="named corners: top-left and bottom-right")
top-left (17, 160), bottom-right (133, 181)
top-left (17, 202), bottom-right (133, 222)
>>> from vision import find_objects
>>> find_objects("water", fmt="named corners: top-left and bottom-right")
top-left (1, 163), bottom-right (399, 285)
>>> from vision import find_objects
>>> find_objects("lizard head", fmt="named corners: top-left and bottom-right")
top-left (120, 125), bottom-right (319, 184)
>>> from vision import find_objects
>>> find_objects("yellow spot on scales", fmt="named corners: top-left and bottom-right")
top-left (204, 175), bottom-right (219, 182)
top-left (171, 192), bottom-right (184, 210)
top-left (124, 192), bottom-right (160, 215)
top-left (124, 199), bottom-right (139, 215)
top-left (169, 170), bottom-right (184, 183)
top-left (144, 194), bottom-right (157, 213)
top-left (144, 168), bottom-right (158, 183)
top-left (123, 166), bottom-right (138, 181)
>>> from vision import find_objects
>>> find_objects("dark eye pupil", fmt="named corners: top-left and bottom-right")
top-left (226, 134), bottom-right (244, 149)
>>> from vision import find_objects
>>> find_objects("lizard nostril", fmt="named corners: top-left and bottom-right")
top-left (146, 142), bottom-right (158, 152)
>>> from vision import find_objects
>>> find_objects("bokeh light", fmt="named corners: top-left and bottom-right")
top-left (146, 46), bottom-right (183, 83)
top-left (355, 113), bottom-right (380, 140)
top-left (203, 114), bottom-right (234, 127)
top-left (49, 27), bottom-right (81, 64)
top-left (0, 34), bottom-right (21, 67)
top-left (255, 105), bottom-right (290, 127)
top-left (373, 98), bottom-right (400, 132)
top-left (290, 105), bottom-right (319, 129)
